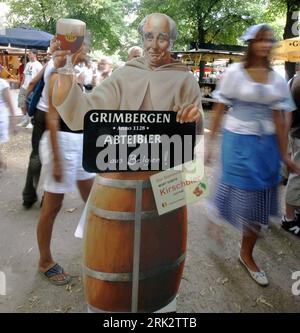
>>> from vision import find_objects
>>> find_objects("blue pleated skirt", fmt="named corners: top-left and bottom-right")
top-left (214, 130), bottom-right (280, 228)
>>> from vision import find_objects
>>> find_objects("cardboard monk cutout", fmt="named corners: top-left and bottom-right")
top-left (52, 13), bottom-right (203, 313)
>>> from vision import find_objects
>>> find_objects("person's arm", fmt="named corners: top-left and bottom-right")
top-left (52, 48), bottom-right (79, 107)
top-left (48, 73), bottom-right (63, 182)
top-left (208, 103), bottom-right (227, 141)
top-left (205, 102), bottom-right (227, 164)
top-left (19, 67), bottom-right (25, 87)
top-left (77, 71), bottom-right (85, 86)
top-left (3, 87), bottom-right (17, 134)
top-left (284, 111), bottom-right (293, 149)
top-left (273, 110), bottom-right (299, 173)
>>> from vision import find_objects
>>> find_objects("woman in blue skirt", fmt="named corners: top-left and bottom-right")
top-left (206, 24), bottom-right (298, 286)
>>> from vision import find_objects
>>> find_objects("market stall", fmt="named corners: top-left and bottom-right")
top-left (0, 25), bottom-right (52, 88)
top-left (0, 46), bottom-right (48, 88)
top-left (173, 43), bottom-right (246, 107)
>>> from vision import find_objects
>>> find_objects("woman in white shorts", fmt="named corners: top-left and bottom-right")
top-left (37, 71), bottom-right (95, 285)
top-left (0, 78), bottom-right (17, 172)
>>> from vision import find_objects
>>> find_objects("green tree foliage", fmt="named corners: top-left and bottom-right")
top-left (268, 0), bottom-right (300, 79)
top-left (5, 0), bottom-right (300, 57)
top-left (4, 0), bottom-right (133, 53)
top-left (131, 0), bottom-right (274, 50)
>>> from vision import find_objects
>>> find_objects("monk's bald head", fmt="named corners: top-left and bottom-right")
top-left (144, 14), bottom-right (170, 35)
top-left (138, 13), bottom-right (178, 43)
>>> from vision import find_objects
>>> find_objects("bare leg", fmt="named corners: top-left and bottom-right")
top-left (285, 203), bottom-right (299, 220)
top-left (21, 106), bottom-right (27, 116)
top-left (240, 225), bottom-right (261, 272)
top-left (0, 150), bottom-right (6, 170)
top-left (37, 191), bottom-right (68, 282)
top-left (77, 177), bottom-right (94, 202)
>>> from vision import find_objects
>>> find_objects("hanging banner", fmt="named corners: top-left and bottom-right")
top-left (83, 110), bottom-right (196, 173)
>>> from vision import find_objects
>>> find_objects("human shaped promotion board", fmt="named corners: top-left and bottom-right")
top-left (52, 13), bottom-right (203, 313)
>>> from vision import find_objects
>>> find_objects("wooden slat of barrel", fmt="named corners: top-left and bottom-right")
top-left (83, 180), bottom-right (187, 312)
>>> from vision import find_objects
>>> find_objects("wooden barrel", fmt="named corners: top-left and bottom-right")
top-left (83, 173), bottom-right (187, 313)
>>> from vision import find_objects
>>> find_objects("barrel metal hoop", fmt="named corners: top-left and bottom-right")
top-left (90, 206), bottom-right (158, 221)
top-left (84, 266), bottom-right (131, 282)
top-left (84, 253), bottom-right (186, 282)
top-left (87, 294), bottom-right (177, 313)
top-left (96, 175), bottom-right (152, 189)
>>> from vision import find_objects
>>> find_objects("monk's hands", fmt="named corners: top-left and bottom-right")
top-left (49, 36), bottom-right (60, 54)
top-left (51, 35), bottom-right (85, 69)
top-left (173, 104), bottom-right (200, 123)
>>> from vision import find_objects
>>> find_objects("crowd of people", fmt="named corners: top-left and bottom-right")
top-left (0, 12), bottom-right (299, 312)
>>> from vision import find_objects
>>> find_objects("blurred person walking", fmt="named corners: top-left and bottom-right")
top-left (21, 59), bottom-right (55, 209)
top-left (17, 50), bottom-right (43, 127)
top-left (18, 55), bottom-right (28, 87)
top-left (37, 69), bottom-right (94, 285)
top-left (0, 78), bottom-right (17, 173)
top-left (282, 63), bottom-right (300, 237)
top-left (206, 24), bottom-right (297, 286)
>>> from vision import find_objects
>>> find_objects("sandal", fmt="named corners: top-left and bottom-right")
top-left (39, 263), bottom-right (71, 286)
top-left (281, 217), bottom-right (300, 237)
top-left (238, 255), bottom-right (269, 286)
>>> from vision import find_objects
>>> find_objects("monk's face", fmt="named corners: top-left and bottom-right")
top-left (143, 15), bottom-right (171, 68)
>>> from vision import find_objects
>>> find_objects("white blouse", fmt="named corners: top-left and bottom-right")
top-left (213, 62), bottom-right (296, 135)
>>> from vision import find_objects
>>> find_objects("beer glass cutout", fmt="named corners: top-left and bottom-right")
top-left (56, 18), bottom-right (86, 75)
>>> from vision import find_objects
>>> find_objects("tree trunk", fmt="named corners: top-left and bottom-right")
top-left (283, 0), bottom-right (300, 79)
top-left (196, 17), bottom-right (206, 44)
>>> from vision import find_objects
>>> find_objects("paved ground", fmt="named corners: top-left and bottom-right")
top-left (0, 109), bottom-right (300, 313)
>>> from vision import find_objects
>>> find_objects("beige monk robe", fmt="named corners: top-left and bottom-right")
top-left (53, 57), bottom-right (202, 130)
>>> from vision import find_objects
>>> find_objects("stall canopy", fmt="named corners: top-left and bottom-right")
top-left (173, 43), bottom-right (246, 67)
top-left (0, 25), bottom-right (53, 50)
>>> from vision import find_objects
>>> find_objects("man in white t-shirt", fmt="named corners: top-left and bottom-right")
top-left (17, 50), bottom-right (43, 127)
top-left (22, 59), bottom-right (55, 208)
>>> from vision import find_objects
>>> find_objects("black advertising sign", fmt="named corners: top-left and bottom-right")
top-left (83, 110), bottom-right (196, 173)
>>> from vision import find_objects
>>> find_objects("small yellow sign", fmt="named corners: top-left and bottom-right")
top-left (65, 33), bottom-right (77, 43)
